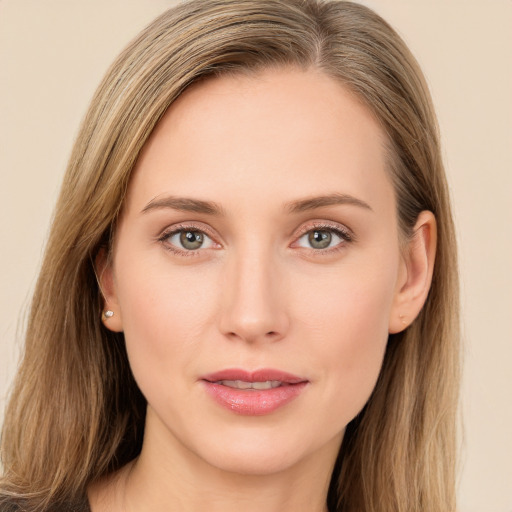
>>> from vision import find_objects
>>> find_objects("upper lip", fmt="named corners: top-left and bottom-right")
top-left (201, 368), bottom-right (307, 384)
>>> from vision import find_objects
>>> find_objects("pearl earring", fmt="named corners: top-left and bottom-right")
top-left (104, 310), bottom-right (114, 319)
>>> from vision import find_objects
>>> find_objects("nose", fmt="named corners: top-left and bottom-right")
top-left (218, 245), bottom-right (289, 344)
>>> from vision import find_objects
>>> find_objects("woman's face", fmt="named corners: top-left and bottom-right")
top-left (104, 68), bottom-right (409, 475)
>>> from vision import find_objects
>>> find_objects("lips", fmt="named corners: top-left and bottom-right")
top-left (201, 369), bottom-right (308, 416)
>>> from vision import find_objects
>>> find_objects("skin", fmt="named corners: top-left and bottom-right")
top-left (92, 68), bottom-right (436, 512)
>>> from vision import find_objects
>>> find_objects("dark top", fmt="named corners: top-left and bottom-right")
top-left (0, 497), bottom-right (90, 512)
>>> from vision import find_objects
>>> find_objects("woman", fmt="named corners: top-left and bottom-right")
top-left (0, 1), bottom-right (460, 511)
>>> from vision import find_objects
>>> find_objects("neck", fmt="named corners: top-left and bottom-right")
top-left (89, 407), bottom-right (341, 512)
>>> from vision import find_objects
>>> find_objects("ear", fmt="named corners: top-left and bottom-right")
top-left (95, 248), bottom-right (124, 332)
top-left (388, 210), bottom-right (437, 334)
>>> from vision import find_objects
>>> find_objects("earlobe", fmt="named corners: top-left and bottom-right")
top-left (95, 248), bottom-right (124, 332)
top-left (389, 211), bottom-right (437, 334)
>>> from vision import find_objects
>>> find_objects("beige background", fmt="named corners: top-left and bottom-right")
top-left (0, 1), bottom-right (511, 510)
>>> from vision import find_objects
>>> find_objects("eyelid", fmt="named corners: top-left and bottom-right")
top-left (289, 220), bottom-right (355, 256)
top-left (293, 220), bottom-right (355, 242)
top-left (157, 222), bottom-right (222, 255)
top-left (156, 219), bottom-right (354, 256)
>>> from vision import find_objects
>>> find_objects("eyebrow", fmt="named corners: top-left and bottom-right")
top-left (141, 196), bottom-right (224, 215)
top-left (141, 192), bottom-right (373, 216)
top-left (285, 193), bottom-right (373, 213)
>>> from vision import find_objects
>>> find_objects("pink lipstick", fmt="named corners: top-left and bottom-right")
top-left (201, 369), bottom-right (308, 415)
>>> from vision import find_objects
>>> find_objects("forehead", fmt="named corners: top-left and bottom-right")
top-left (125, 68), bottom-right (393, 216)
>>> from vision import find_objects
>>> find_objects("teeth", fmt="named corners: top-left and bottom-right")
top-left (252, 380), bottom-right (281, 390)
top-left (218, 380), bottom-right (282, 390)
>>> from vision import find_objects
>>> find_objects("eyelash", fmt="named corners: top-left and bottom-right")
top-left (158, 223), bottom-right (218, 258)
top-left (293, 222), bottom-right (354, 255)
top-left (157, 221), bottom-right (354, 257)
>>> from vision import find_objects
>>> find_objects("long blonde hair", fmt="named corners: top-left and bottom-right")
top-left (1, 1), bottom-right (459, 511)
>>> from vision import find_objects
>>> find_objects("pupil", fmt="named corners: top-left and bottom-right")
top-left (309, 230), bottom-right (331, 249)
top-left (180, 231), bottom-right (203, 249)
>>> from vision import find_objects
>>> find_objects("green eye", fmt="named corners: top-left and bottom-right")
top-left (296, 226), bottom-right (350, 251)
top-left (179, 231), bottom-right (204, 250)
top-left (307, 230), bottom-right (332, 249)
top-left (163, 229), bottom-right (215, 252)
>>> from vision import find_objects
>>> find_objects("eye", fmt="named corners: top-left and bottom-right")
top-left (162, 228), bottom-right (216, 252)
top-left (306, 230), bottom-right (335, 249)
top-left (295, 226), bottom-right (352, 251)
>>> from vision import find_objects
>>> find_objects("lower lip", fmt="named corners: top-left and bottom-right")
top-left (202, 381), bottom-right (308, 416)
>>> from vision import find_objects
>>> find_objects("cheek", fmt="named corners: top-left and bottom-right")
top-left (113, 257), bottom-right (220, 396)
top-left (292, 260), bottom-right (397, 419)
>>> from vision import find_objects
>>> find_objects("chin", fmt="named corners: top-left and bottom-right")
top-left (189, 423), bottom-right (343, 477)
top-left (201, 441), bottom-right (306, 476)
